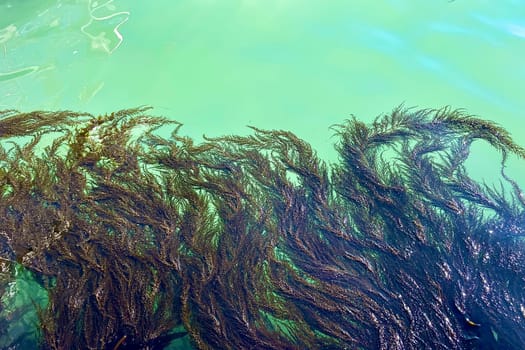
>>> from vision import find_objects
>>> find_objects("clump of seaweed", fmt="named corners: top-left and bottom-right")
top-left (0, 106), bottom-right (524, 349)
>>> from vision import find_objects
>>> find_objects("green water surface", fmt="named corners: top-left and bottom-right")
top-left (0, 0), bottom-right (524, 186)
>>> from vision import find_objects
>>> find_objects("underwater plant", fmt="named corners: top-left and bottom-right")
top-left (0, 106), bottom-right (524, 349)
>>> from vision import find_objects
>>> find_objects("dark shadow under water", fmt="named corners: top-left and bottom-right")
top-left (0, 106), bottom-right (524, 349)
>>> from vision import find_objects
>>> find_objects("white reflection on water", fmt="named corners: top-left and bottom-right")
top-left (472, 13), bottom-right (525, 39)
top-left (81, 0), bottom-right (130, 54)
top-left (0, 24), bottom-right (16, 45)
top-left (0, 0), bottom-right (523, 147)
top-left (506, 23), bottom-right (525, 39)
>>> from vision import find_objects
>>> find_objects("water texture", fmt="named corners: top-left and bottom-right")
top-left (0, 1), bottom-right (524, 159)
top-left (1, 1), bottom-right (525, 349)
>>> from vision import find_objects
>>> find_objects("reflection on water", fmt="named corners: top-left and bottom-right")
top-left (78, 79), bottom-right (105, 102)
top-left (0, 0), bottom-right (523, 183)
top-left (0, 24), bottom-right (16, 46)
top-left (0, 66), bottom-right (39, 82)
top-left (0, 0), bottom-right (131, 110)
top-left (81, 0), bottom-right (130, 54)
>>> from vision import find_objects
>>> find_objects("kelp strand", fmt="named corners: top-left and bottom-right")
top-left (0, 106), bottom-right (524, 349)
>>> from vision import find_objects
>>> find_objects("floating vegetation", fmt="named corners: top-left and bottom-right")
top-left (0, 106), bottom-right (524, 349)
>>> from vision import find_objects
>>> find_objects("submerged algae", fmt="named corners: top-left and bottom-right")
top-left (0, 106), bottom-right (524, 349)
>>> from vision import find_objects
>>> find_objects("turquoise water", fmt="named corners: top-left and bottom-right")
top-left (1, 0), bottom-right (524, 166)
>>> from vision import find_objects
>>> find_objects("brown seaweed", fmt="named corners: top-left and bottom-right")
top-left (0, 106), bottom-right (524, 349)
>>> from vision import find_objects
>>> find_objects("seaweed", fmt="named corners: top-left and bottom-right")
top-left (0, 105), bottom-right (524, 349)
